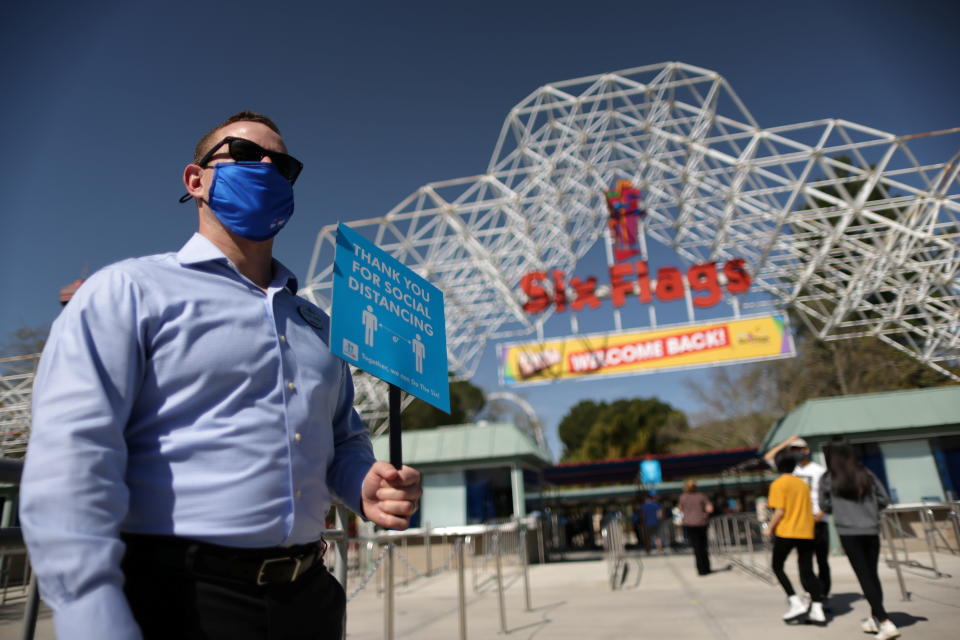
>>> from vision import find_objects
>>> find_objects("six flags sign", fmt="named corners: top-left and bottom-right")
top-left (497, 182), bottom-right (795, 386)
top-left (519, 258), bottom-right (752, 314)
top-left (519, 182), bottom-right (752, 314)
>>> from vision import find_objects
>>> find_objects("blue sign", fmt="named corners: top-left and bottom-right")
top-left (640, 459), bottom-right (662, 485)
top-left (330, 223), bottom-right (450, 413)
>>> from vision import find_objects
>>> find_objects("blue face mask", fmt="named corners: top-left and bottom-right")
top-left (207, 162), bottom-right (295, 241)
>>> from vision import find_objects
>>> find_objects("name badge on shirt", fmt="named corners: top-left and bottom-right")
top-left (298, 305), bottom-right (326, 333)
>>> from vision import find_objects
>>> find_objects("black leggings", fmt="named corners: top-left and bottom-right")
top-left (771, 536), bottom-right (821, 602)
top-left (840, 534), bottom-right (887, 621)
top-left (814, 521), bottom-right (831, 596)
top-left (684, 525), bottom-right (711, 575)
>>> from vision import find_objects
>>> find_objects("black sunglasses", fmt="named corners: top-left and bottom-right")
top-left (178, 136), bottom-right (304, 203)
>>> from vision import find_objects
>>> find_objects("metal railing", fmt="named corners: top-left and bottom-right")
top-left (341, 517), bottom-right (539, 639)
top-left (708, 504), bottom-right (960, 604)
top-left (0, 457), bottom-right (38, 640)
top-left (709, 514), bottom-right (775, 584)
top-left (879, 501), bottom-right (960, 600)
top-left (599, 513), bottom-right (642, 590)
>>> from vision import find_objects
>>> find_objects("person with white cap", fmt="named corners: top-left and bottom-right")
top-left (764, 435), bottom-right (831, 606)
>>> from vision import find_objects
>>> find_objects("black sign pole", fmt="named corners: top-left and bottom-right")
top-left (389, 383), bottom-right (402, 469)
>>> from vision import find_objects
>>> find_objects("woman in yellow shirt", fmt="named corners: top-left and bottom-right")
top-left (766, 450), bottom-right (827, 626)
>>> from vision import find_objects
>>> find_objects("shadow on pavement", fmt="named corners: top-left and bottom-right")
top-left (887, 612), bottom-right (928, 629)
top-left (826, 591), bottom-right (861, 616)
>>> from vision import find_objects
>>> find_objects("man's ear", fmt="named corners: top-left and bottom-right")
top-left (183, 164), bottom-right (205, 199)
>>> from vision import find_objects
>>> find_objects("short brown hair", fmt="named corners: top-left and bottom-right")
top-left (683, 478), bottom-right (697, 493)
top-left (192, 111), bottom-right (282, 164)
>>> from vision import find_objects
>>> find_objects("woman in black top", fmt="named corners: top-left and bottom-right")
top-left (820, 439), bottom-right (899, 640)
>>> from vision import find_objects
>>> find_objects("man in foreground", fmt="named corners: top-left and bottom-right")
top-left (21, 111), bottom-right (421, 639)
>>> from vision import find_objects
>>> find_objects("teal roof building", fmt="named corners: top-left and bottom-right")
top-left (762, 386), bottom-right (960, 504)
top-left (373, 422), bottom-right (551, 527)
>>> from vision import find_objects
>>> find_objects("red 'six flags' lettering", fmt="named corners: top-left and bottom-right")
top-left (519, 259), bottom-right (751, 314)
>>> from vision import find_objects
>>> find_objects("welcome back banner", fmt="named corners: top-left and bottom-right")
top-left (499, 315), bottom-right (794, 386)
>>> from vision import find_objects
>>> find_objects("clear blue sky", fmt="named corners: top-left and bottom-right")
top-left (2, 0), bottom-right (957, 459)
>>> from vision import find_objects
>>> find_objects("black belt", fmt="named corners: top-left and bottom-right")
top-left (122, 533), bottom-right (326, 586)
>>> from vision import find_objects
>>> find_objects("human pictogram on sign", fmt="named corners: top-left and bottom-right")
top-left (330, 223), bottom-right (450, 413)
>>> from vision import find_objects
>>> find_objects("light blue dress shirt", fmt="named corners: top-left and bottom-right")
top-left (20, 233), bottom-right (377, 639)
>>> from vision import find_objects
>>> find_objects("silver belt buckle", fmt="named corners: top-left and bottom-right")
top-left (257, 556), bottom-right (302, 585)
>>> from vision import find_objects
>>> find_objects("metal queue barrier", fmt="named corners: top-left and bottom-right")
top-left (708, 513), bottom-right (775, 584)
top-left (599, 513), bottom-right (642, 590)
top-left (879, 502), bottom-right (960, 601)
top-left (326, 516), bottom-right (540, 640)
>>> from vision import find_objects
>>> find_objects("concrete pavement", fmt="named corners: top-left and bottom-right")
top-left (344, 548), bottom-right (957, 639)
top-left (3, 549), bottom-right (957, 638)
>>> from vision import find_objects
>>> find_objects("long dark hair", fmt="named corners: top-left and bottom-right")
top-left (824, 438), bottom-right (873, 500)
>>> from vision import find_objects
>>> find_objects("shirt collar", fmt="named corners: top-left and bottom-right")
top-left (177, 233), bottom-right (299, 294)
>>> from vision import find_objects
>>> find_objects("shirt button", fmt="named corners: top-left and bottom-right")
top-left (294, 432), bottom-right (302, 442)
top-left (287, 382), bottom-right (296, 391)
top-left (279, 335), bottom-right (287, 343)
top-left (295, 490), bottom-right (302, 499)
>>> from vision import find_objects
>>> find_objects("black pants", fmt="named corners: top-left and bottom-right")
top-left (771, 536), bottom-right (821, 602)
top-left (122, 538), bottom-right (345, 639)
top-left (684, 525), bottom-right (711, 575)
top-left (840, 534), bottom-right (887, 621)
top-left (814, 521), bottom-right (831, 597)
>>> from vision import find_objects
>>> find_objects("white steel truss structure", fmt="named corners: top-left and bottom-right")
top-left (301, 61), bottom-right (960, 432)
top-left (476, 392), bottom-right (547, 451)
top-left (0, 354), bottom-right (40, 457)
top-left (4, 63), bottom-right (958, 448)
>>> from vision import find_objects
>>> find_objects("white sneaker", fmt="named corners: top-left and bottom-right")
top-left (862, 618), bottom-right (879, 634)
top-left (875, 620), bottom-right (900, 640)
top-left (783, 595), bottom-right (808, 623)
top-left (807, 602), bottom-right (827, 626)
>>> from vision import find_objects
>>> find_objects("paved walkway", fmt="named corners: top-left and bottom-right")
top-left (3, 550), bottom-right (958, 638)
top-left (343, 549), bottom-right (958, 639)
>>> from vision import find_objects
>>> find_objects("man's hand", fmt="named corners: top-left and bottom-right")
top-left (361, 461), bottom-right (422, 530)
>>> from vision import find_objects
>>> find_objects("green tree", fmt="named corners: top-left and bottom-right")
top-left (557, 400), bottom-right (605, 459)
top-left (401, 378), bottom-right (486, 430)
top-left (560, 397), bottom-right (688, 462)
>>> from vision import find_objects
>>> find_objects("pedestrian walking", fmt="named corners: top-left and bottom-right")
top-left (678, 479), bottom-right (713, 575)
top-left (641, 493), bottom-right (663, 553)
top-left (820, 438), bottom-right (900, 640)
top-left (765, 450), bottom-right (827, 625)
top-left (764, 435), bottom-right (831, 603)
